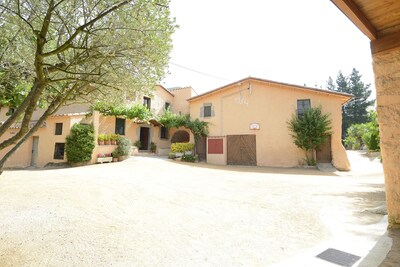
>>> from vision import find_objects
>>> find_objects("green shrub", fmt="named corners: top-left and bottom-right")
top-left (181, 154), bottom-right (197, 162)
top-left (114, 137), bottom-right (132, 156)
top-left (168, 152), bottom-right (175, 159)
top-left (287, 106), bottom-right (332, 165)
top-left (150, 142), bottom-right (157, 152)
top-left (344, 111), bottom-right (380, 151)
top-left (111, 150), bottom-right (120, 158)
top-left (134, 140), bottom-right (141, 149)
top-left (171, 142), bottom-right (194, 153)
top-left (66, 124), bottom-right (95, 163)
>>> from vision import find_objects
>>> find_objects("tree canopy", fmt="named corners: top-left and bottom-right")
top-left (158, 109), bottom-right (209, 148)
top-left (327, 68), bottom-right (375, 139)
top-left (0, 0), bottom-right (175, 171)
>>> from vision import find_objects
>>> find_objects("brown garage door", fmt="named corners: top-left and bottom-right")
top-left (227, 135), bottom-right (256, 166)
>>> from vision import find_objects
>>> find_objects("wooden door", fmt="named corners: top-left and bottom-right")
top-left (31, 136), bottom-right (39, 166)
top-left (139, 127), bottom-right (150, 150)
top-left (227, 135), bottom-right (256, 166)
top-left (195, 136), bottom-right (207, 161)
top-left (317, 135), bottom-right (332, 163)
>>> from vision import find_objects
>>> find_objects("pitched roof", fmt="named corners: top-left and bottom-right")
top-left (156, 84), bottom-right (175, 97)
top-left (30, 104), bottom-right (90, 120)
top-left (187, 77), bottom-right (352, 102)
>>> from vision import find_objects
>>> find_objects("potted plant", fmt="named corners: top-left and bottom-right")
top-left (150, 142), bottom-right (157, 153)
top-left (111, 150), bottom-right (119, 162)
top-left (97, 134), bottom-right (106, 145)
top-left (111, 134), bottom-right (119, 145)
top-left (104, 134), bottom-right (111, 145)
top-left (115, 137), bottom-right (132, 161)
top-left (134, 140), bottom-right (141, 149)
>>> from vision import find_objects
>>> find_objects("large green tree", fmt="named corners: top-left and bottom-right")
top-left (327, 68), bottom-right (375, 139)
top-left (0, 0), bottom-right (175, 172)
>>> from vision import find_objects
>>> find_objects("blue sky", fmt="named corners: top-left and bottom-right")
top-left (161, 0), bottom-right (375, 96)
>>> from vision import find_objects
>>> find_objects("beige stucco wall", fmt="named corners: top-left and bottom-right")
top-left (152, 85), bottom-right (175, 116)
top-left (0, 129), bottom-right (33, 168)
top-left (372, 48), bottom-right (400, 228)
top-left (189, 79), bottom-right (350, 170)
top-left (0, 115), bottom-right (86, 168)
top-left (0, 106), bottom-right (13, 122)
top-left (206, 136), bottom-right (227, 165)
top-left (170, 87), bottom-right (195, 115)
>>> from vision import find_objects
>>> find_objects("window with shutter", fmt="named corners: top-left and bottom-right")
top-left (201, 103), bottom-right (213, 118)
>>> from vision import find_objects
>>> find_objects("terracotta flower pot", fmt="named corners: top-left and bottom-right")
top-left (98, 140), bottom-right (104, 145)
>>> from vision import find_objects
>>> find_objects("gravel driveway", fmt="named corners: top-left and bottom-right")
top-left (0, 153), bottom-right (385, 266)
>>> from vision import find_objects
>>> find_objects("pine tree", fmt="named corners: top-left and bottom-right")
top-left (328, 69), bottom-right (375, 139)
top-left (326, 76), bottom-right (336, 91)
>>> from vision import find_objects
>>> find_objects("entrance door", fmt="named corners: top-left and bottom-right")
top-left (196, 136), bottom-right (207, 161)
top-left (139, 127), bottom-right (150, 150)
top-left (317, 135), bottom-right (332, 163)
top-left (227, 135), bottom-right (256, 166)
top-left (31, 136), bottom-right (39, 166)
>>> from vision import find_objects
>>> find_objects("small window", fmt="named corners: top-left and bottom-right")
top-left (297, 99), bottom-right (311, 117)
top-left (160, 126), bottom-right (168, 139)
top-left (204, 106), bottom-right (212, 117)
top-left (201, 103), bottom-right (214, 118)
top-left (55, 123), bottom-right (63, 135)
top-left (7, 107), bottom-right (15, 115)
top-left (143, 97), bottom-right (151, 110)
top-left (164, 102), bottom-right (170, 111)
top-left (115, 118), bottom-right (125, 135)
top-left (54, 143), bottom-right (65, 160)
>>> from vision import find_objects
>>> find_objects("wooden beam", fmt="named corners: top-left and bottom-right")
top-left (371, 30), bottom-right (400, 54)
top-left (331, 0), bottom-right (378, 41)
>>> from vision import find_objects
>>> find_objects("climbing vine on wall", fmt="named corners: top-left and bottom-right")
top-left (92, 102), bottom-right (152, 121)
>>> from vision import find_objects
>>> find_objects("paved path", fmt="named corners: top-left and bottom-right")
top-left (0, 153), bottom-right (386, 266)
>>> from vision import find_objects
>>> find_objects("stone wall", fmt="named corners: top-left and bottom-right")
top-left (372, 48), bottom-right (400, 228)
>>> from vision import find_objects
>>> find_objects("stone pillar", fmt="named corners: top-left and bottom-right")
top-left (372, 48), bottom-right (400, 229)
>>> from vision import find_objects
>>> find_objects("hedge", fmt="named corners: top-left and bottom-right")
top-left (171, 142), bottom-right (194, 153)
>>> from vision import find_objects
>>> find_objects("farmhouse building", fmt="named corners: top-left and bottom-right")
top-left (189, 77), bottom-right (351, 170)
top-left (1, 77), bottom-right (351, 170)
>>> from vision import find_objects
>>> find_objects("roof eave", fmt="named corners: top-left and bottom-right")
top-left (188, 77), bottom-right (352, 102)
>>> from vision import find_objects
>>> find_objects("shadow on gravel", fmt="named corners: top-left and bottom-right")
top-left (170, 160), bottom-right (339, 176)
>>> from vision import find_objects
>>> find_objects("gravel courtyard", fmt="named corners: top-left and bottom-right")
top-left (0, 152), bottom-right (386, 266)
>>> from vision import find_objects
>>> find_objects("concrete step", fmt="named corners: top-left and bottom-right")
top-left (317, 163), bottom-right (337, 172)
top-left (137, 150), bottom-right (156, 156)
